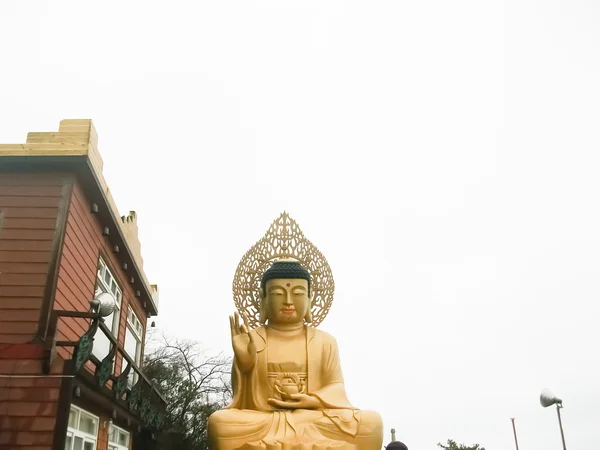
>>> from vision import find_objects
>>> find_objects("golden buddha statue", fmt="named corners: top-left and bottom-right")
top-left (208, 214), bottom-right (383, 450)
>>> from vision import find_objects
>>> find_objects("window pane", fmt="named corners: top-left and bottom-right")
top-left (73, 437), bottom-right (83, 450)
top-left (65, 434), bottom-right (73, 450)
top-left (68, 408), bottom-right (78, 428)
top-left (83, 441), bottom-right (95, 450)
top-left (127, 307), bottom-right (143, 339)
top-left (92, 327), bottom-right (112, 361)
top-left (109, 426), bottom-right (119, 443)
top-left (124, 328), bottom-right (141, 365)
top-left (118, 430), bottom-right (129, 446)
top-left (92, 301), bottom-right (120, 360)
top-left (112, 308), bottom-right (120, 334)
top-left (78, 413), bottom-right (97, 435)
top-left (105, 311), bottom-right (115, 333)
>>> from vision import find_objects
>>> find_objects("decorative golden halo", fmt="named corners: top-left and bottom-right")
top-left (232, 212), bottom-right (335, 329)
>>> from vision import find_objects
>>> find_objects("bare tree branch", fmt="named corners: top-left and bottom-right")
top-left (143, 331), bottom-right (232, 450)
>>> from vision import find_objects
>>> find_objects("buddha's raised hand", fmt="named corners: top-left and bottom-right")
top-left (229, 312), bottom-right (257, 372)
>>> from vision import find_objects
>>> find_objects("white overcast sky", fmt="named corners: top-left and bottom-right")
top-left (1, 1), bottom-right (599, 449)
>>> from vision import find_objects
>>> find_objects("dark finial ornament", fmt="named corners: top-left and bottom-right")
top-left (385, 428), bottom-right (408, 450)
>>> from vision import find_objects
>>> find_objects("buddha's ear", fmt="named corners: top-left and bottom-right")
top-left (304, 295), bottom-right (313, 323)
top-left (304, 308), bottom-right (313, 323)
top-left (259, 289), bottom-right (267, 324)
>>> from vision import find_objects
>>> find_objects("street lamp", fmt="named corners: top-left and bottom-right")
top-left (540, 388), bottom-right (567, 450)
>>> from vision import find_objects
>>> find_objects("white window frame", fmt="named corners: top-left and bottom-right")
top-left (124, 305), bottom-right (143, 387)
top-left (127, 306), bottom-right (144, 340)
top-left (93, 257), bottom-right (122, 361)
top-left (65, 405), bottom-right (99, 450)
top-left (108, 423), bottom-right (131, 450)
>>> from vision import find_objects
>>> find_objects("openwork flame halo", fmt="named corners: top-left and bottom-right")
top-left (232, 212), bottom-right (335, 329)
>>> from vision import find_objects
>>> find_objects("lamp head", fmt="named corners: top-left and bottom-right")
top-left (90, 292), bottom-right (117, 317)
top-left (540, 388), bottom-right (563, 408)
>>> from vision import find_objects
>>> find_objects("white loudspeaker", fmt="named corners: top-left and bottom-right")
top-left (90, 292), bottom-right (117, 317)
top-left (540, 388), bottom-right (562, 408)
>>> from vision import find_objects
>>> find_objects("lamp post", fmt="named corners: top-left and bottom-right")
top-left (510, 418), bottom-right (519, 450)
top-left (540, 389), bottom-right (567, 450)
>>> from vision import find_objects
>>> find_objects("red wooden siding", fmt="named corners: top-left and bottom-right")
top-left (0, 174), bottom-right (66, 345)
top-left (0, 362), bottom-right (64, 449)
top-left (54, 181), bottom-right (148, 371)
top-left (0, 345), bottom-right (65, 450)
top-left (0, 173), bottom-right (69, 450)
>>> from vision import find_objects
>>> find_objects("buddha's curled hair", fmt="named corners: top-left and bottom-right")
top-left (260, 260), bottom-right (312, 295)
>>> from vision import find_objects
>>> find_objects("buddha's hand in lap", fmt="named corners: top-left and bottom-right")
top-left (229, 312), bottom-right (257, 372)
top-left (268, 393), bottom-right (324, 410)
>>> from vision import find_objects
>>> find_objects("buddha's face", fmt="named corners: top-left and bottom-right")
top-left (262, 278), bottom-right (310, 325)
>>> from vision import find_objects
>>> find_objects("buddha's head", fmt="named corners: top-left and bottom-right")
top-left (259, 260), bottom-right (313, 325)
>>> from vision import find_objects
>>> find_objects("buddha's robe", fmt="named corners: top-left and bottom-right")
top-left (208, 326), bottom-right (383, 450)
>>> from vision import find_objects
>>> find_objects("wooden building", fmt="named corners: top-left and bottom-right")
top-left (0, 120), bottom-right (165, 450)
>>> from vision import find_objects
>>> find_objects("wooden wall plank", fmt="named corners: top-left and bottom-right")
top-left (2, 207), bottom-right (59, 219)
top-left (0, 310), bottom-right (41, 322)
top-left (0, 185), bottom-right (63, 197)
top-left (0, 430), bottom-right (54, 446)
top-left (0, 334), bottom-right (32, 344)
top-left (3, 218), bottom-right (58, 229)
top-left (0, 286), bottom-right (45, 297)
top-left (0, 251), bottom-right (51, 263)
top-left (0, 229), bottom-right (56, 241)
top-left (64, 222), bottom-right (100, 269)
top-left (56, 276), bottom-right (92, 313)
top-left (0, 273), bottom-right (47, 286)
top-left (0, 196), bottom-right (63, 208)
top-left (0, 377), bottom-right (61, 388)
top-left (0, 387), bottom-right (60, 402)
top-left (0, 401), bottom-right (58, 416)
top-left (64, 247), bottom-right (98, 291)
top-left (0, 262), bottom-right (49, 274)
top-left (0, 240), bottom-right (53, 251)
top-left (0, 322), bottom-right (38, 335)
top-left (0, 298), bottom-right (42, 309)
top-left (0, 173), bottom-right (65, 186)
top-left (0, 416), bottom-right (56, 432)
